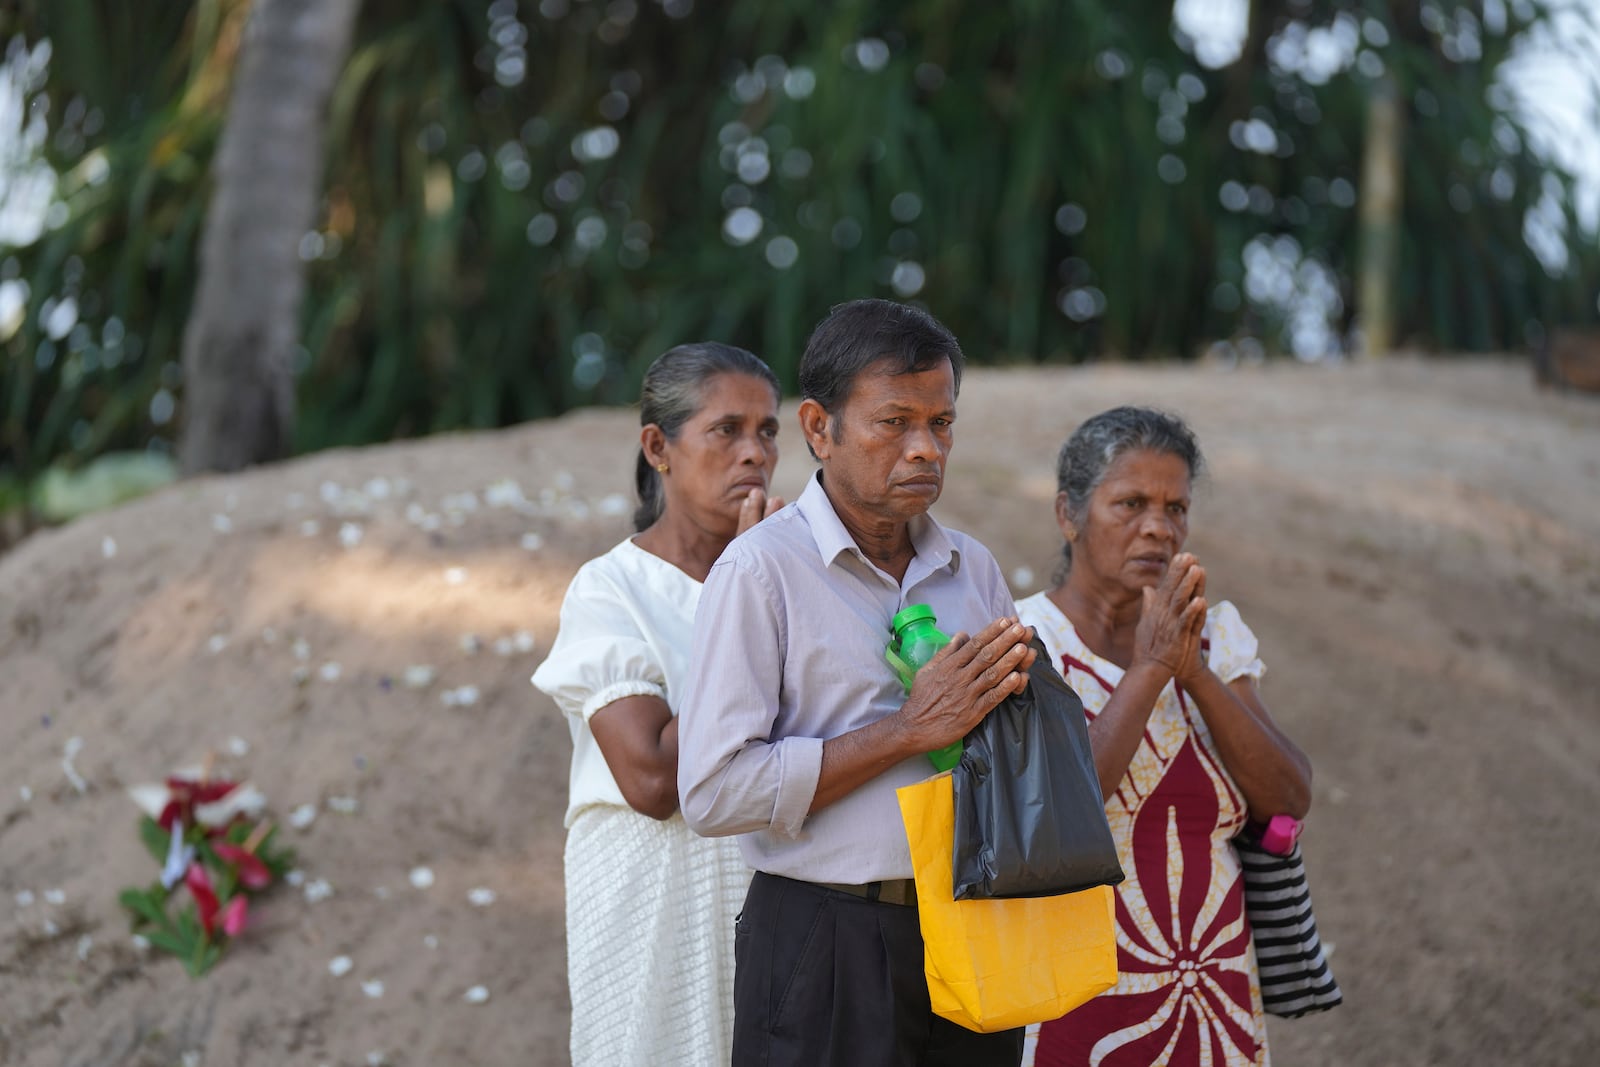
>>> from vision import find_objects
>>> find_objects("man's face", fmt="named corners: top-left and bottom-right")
top-left (810, 358), bottom-right (956, 525)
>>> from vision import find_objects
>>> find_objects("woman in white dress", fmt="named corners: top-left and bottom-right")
top-left (531, 342), bottom-right (784, 1067)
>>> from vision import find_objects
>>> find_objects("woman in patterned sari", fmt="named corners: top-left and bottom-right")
top-left (1017, 406), bottom-right (1312, 1067)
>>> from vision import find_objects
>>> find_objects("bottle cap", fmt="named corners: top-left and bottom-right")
top-left (891, 604), bottom-right (937, 631)
top-left (1260, 814), bottom-right (1302, 855)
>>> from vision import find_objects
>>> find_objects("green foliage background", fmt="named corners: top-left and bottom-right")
top-left (2, 0), bottom-right (1598, 497)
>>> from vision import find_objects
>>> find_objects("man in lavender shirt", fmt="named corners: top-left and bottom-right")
top-left (678, 299), bottom-right (1037, 1066)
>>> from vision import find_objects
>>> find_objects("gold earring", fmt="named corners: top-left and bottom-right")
top-left (656, 463), bottom-right (669, 474)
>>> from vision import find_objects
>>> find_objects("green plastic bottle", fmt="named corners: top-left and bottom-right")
top-left (885, 604), bottom-right (964, 772)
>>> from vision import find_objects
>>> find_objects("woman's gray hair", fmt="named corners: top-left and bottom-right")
top-left (1054, 406), bottom-right (1204, 578)
top-left (633, 342), bottom-right (779, 532)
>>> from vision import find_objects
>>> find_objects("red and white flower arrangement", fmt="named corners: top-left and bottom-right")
top-left (120, 762), bottom-right (294, 976)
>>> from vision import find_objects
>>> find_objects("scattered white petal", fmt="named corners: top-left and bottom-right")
top-left (210, 632), bottom-right (234, 655)
top-left (227, 735), bottom-right (250, 757)
top-left (555, 471), bottom-right (575, 491)
top-left (463, 985), bottom-right (491, 1005)
top-left (211, 514), bottom-right (233, 534)
top-left (62, 737), bottom-right (87, 794)
top-left (423, 934), bottom-right (439, 950)
top-left (338, 522), bottom-right (364, 549)
top-left (15, 890), bottom-right (34, 907)
top-left (300, 519), bottom-right (321, 537)
top-left (512, 630), bottom-right (536, 653)
top-left (304, 878), bottom-right (334, 903)
top-left (131, 934), bottom-right (150, 951)
top-left (1009, 566), bottom-right (1035, 590)
top-left (373, 886), bottom-right (390, 900)
top-left (520, 532), bottom-right (544, 551)
top-left (261, 626), bottom-right (278, 644)
top-left (364, 477), bottom-right (392, 501)
top-left (20, 785), bottom-right (32, 803)
top-left (44, 888), bottom-right (66, 905)
top-left (76, 934), bottom-right (93, 961)
top-left (365, 1051), bottom-right (387, 1067)
top-left (292, 638), bottom-right (311, 662)
top-left (180, 1051), bottom-right (201, 1067)
top-left (420, 513), bottom-right (443, 532)
top-left (564, 499), bottom-right (591, 521)
top-left (484, 479), bottom-right (526, 507)
top-left (328, 955), bottom-right (353, 977)
top-left (409, 866), bottom-right (435, 889)
top-left (361, 979), bottom-right (385, 999)
top-left (101, 536), bottom-right (117, 559)
top-left (319, 661), bottom-right (343, 683)
top-left (319, 481), bottom-right (342, 504)
top-left (444, 566), bottom-right (468, 585)
top-left (401, 664), bottom-right (436, 689)
top-left (492, 637), bottom-right (515, 656)
top-left (285, 868), bottom-right (307, 887)
top-left (459, 633), bottom-right (482, 655)
top-left (42, 919), bottom-right (60, 937)
top-left (467, 887), bottom-right (496, 907)
top-left (597, 493), bottom-right (630, 517)
top-left (292, 664), bottom-right (311, 685)
top-left (289, 803), bottom-right (318, 830)
top-left (327, 795), bottom-right (359, 814)
top-left (441, 685), bottom-right (481, 708)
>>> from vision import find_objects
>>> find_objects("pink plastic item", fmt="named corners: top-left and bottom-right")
top-left (1259, 814), bottom-right (1302, 856)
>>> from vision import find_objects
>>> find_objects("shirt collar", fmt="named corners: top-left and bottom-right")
top-left (796, 470), bottom-right (962, 576)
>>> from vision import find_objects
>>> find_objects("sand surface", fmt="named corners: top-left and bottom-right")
top-left (2, 357), bottom-right (1598, 1066)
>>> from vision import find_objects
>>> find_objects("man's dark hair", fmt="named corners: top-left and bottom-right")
top-left (798, 298), bottom-right (964, 415)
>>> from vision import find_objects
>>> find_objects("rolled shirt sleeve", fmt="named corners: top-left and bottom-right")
top-left (677, 551), bottom-right (823, 839)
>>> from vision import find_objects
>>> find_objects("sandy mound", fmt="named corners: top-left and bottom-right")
top-left (2, 359), bottom-right (1598, 1066)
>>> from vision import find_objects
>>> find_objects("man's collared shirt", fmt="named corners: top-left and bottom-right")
top-left (678, 470), bottom-right (1016, 883)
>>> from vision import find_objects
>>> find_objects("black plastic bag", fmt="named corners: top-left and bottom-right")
top-left (951, 636), bottom-right (1125, 900)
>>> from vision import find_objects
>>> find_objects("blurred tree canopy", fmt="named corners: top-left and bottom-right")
top-left (1, 0), bottom-right (1597, 493)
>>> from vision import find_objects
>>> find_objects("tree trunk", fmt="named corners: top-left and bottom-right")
top-left (178, 0), bottom-right (361, 474)
top-left (1356, 73), bottom-right (1405, 360)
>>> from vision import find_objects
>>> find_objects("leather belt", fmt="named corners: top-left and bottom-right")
top-left (817, 878), bottom-right (918, 907)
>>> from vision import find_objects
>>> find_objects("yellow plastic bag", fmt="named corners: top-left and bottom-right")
top-left (897, 772), bottom-right (1118, 1034)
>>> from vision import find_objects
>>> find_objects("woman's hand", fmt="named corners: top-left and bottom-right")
top-left (735, 487), bottom-right (784, 536)
top-left (1133, 552), bottom-right (1207, 681)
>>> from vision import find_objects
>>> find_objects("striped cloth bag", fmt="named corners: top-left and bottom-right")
top-left (1235, 834), bottom-right (1343, 1018)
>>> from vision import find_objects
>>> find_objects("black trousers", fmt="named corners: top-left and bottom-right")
top-left (732, 872), bottom-right (1024, 1067)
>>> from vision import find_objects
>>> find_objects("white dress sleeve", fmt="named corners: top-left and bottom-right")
top-left (532, 563), bottom-right (669, 723)
top-left (1203, 600), bottom-right (1266, 684)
